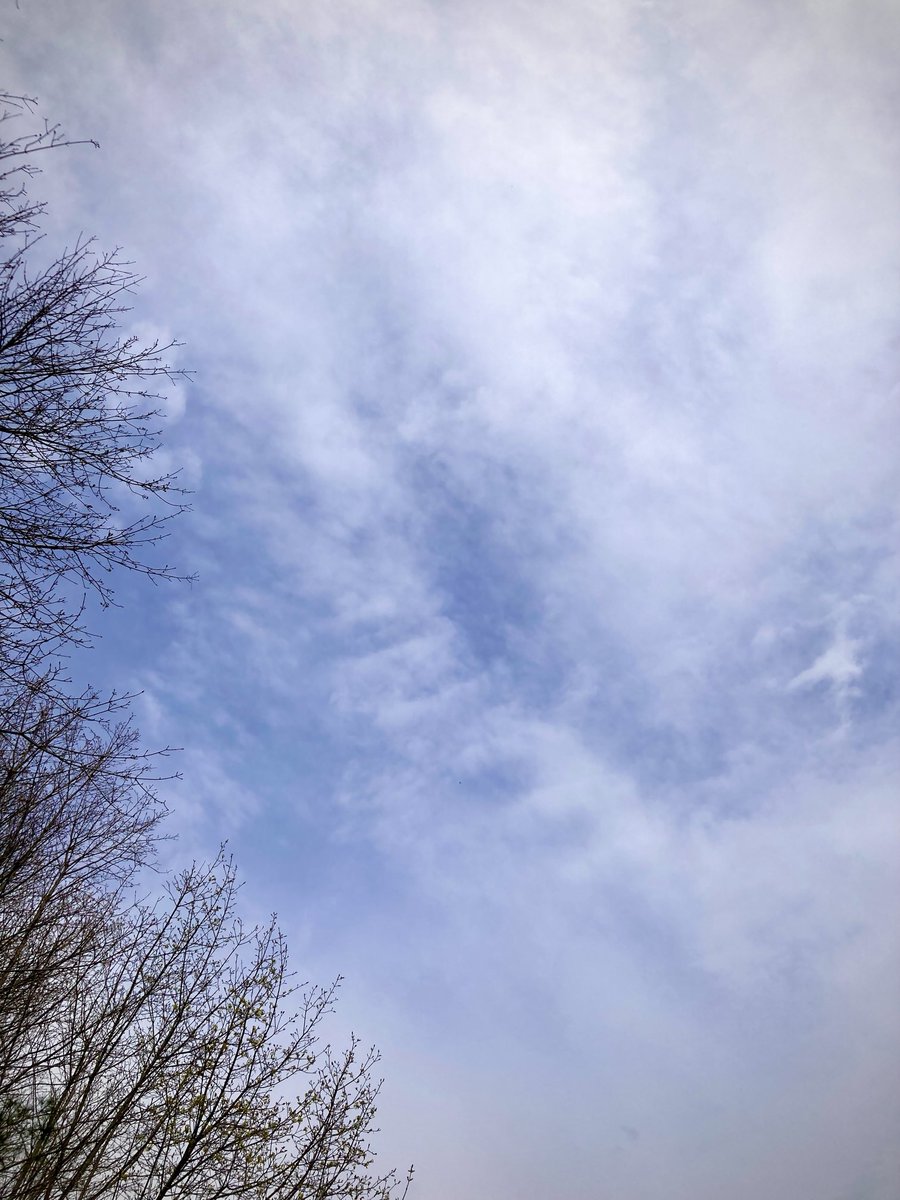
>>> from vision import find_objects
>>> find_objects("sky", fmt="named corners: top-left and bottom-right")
top-left (2, 0), bottom-right (899, 1196)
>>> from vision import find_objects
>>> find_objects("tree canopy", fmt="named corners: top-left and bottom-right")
top-left (0, 91), bottom-right (410, 1200)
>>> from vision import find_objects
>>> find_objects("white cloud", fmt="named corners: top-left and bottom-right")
top-left (788, 627), bottom-right (863, 696)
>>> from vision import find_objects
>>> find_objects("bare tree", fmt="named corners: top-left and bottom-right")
top-left (0, 93), bottom-right (410, 1200)
top-left (0, 673), bottom-right (163, 1130)
top-left (0, 677), bottom-right (410, 1199)
top-left (1, 842), bottom-right (410, 1200)
top-left (0, 92), bottom-right (190, 678)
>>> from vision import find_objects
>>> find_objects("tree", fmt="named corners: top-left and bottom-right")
top-left (0, 682), bottom-right (409, 1200)
top-left (0, 94), bottom-right (410, 1200)
top-left (0, 91), bottom-right (189, 681)
top-left (0, 673), bottom-right (163, 1116)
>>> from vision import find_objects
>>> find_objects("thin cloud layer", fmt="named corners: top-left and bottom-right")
top-left (4, 1), bottom-right (898, 1197)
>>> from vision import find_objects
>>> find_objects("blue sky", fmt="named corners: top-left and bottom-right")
top-left (3, 1), bottom-right (899, 1196)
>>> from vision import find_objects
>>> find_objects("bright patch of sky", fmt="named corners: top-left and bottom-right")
top-left (3, 1), bottom-right (898, 1196)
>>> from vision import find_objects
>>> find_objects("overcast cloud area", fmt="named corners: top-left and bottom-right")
top-left (3, 0), bottom-right (899, 1196)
